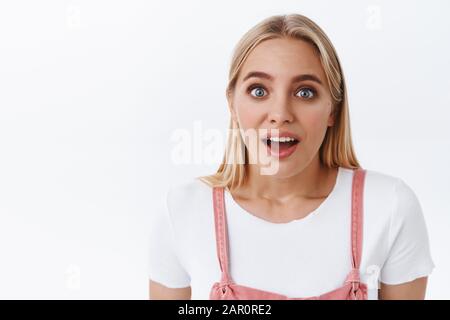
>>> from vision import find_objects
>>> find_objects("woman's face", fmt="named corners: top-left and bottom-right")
top-left (227, 37), bottom-right (335, 178)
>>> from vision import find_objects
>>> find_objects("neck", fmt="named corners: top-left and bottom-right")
top-left (241, 156), bottom-right (337, 202)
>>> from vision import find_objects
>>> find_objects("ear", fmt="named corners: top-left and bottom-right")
top-left (226, 89), bottom-right (238, 122)
top-left (327, 103), bottom-right (336, 127)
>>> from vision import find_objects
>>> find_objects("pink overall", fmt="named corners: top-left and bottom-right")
top-left (209, 168), bottom-right (368, 300)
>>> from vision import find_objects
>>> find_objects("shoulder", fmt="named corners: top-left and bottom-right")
top-left (361, 167), bottom-right (420, 207)
top-left (357, 167), bottom-right (403, 192)
top-left (340, 167), bottom-right (406, 201)
top-left (354, 167), bottom-right (424, 226)
top-left (167, 178), bottom-right (213, 208)
top-left (339, 167), bottom-right (422, 221)
top-left (166, 178), bottom-right (214, 225)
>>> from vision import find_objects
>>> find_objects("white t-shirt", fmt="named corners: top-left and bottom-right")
top-left (148, 167), bottom-right (435, 300)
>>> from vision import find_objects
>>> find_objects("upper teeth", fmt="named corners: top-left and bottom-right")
top-left (268, 137), bottom-right (297, 142)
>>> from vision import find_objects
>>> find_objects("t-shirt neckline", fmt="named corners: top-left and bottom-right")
top-left (224, 166), bottom-right (343, 226)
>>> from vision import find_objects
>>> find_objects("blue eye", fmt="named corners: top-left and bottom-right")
top-left (249, 86), bottom-right (267, 98)
top-left (297, 88), bottom-right (315, 99)
top-left (247, 85), bottom-right (316, 100)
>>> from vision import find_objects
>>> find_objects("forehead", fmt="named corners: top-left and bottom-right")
top-left (238, 37), bottom-right (327, 84)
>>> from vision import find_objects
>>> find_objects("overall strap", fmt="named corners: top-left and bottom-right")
top-left (212, 186), bottom-right (232, 284)
top-left (350, 168), bottom-right (366, 271)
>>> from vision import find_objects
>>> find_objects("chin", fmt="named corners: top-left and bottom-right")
top-left (257, 161), bottom-right (302, 178)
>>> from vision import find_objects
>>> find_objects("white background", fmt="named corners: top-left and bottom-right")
top-left (0, 0), bottom-right (449, 299)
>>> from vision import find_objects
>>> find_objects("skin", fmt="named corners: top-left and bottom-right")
top-left (226, 37), bottom-right (338, 223)
top-left (149, 37), bottom-right (428, 300)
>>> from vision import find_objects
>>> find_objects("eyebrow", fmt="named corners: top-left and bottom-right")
top-left (242, 71), bottom-right (323, 85)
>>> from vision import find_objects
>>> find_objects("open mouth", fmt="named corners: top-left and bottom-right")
top-left (264, 138), bottom-right (299, 148)
top-left (262, 136), bottom-right (300, 159)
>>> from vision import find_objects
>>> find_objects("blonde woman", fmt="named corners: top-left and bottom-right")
top-left (149, 14), bottom-right (434, 300)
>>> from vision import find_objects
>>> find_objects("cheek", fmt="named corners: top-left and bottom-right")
top-left (235, 102), bottom-right (264, 130)
top-left (299, 104), bottom-right (332, 137)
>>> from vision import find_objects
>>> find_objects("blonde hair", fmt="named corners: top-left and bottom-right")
top-left (198, 13), bottom-right (361, 190)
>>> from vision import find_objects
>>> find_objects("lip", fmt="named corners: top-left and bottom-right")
top-left (261, 130), bottom-right (302, 142)
top-left (260, 130), bottom-right (302, 160)
top-left (265, 141), bottom-right (299, 159)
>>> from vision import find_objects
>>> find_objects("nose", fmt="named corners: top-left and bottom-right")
top-left (268, 99), bottom-right (294, 125)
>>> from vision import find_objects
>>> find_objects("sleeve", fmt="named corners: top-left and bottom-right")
top-left (148, 187), bottom-right (191, 288)
top-left (380, 178), bottom-right (435, 285)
